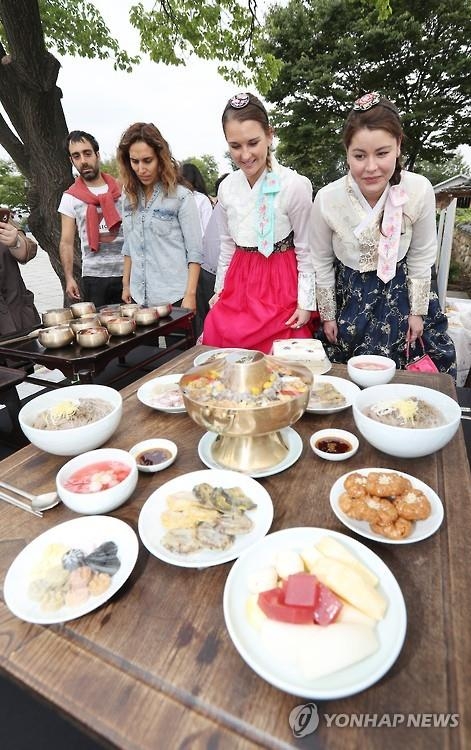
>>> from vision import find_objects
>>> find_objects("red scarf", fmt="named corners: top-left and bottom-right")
top-left (66, 173), bottom-right (122, 252)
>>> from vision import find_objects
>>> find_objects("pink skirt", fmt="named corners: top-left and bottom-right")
top-left (202, 247), bottom-right (315, 354)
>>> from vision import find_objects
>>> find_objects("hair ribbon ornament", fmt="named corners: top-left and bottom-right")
top-left (229, 93), bottom-right (250, 109)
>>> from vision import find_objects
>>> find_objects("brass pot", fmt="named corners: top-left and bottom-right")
top-left (38, 324), bottom-right (74, 348)
top-left (106, 316), bottom-right (136, 336)
top-left (70, 301), bottom-right (97, 318)
top-left (42, 308), bottom-right (73, 327)
top-left (120, 303), bottom-right (140, 318)
top-left (76, 326), bottom-right (110, 348)
top-left (98, 309), bottom-right (120, 325)
top-left (180, 351), bottom-right (312, 471)
top-left (154, 302), bottom-right (172, 317)
top-left (133, 307), bottom-right (159, 326)
top-left (69, 315), bottom-right (100, 335)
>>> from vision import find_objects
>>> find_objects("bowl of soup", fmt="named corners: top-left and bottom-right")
top-left (352, 384), bottom-right (461, 458)
top-left (18, 384), bottom-right (122, 455)
top-left (56, 448), bottom-right (138, 514)
top-left (347, 355), bottom-right (396, 387)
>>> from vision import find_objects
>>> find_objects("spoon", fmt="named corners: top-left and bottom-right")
top-left (0, 480), bottom-right (60, 512)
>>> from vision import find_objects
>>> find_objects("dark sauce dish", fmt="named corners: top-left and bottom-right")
top-left (310, 429), bottom-right (359, 462)
top-left (129, 439), bottom-right (177, 473)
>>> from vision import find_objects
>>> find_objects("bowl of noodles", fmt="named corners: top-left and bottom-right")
top-left (18, 385), bottom-right (123, 456)
top-left (352, 383), bottom-right (461, 458)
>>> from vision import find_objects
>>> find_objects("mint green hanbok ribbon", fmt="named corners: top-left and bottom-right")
top-left (256, 171), bottom-right (281, 257)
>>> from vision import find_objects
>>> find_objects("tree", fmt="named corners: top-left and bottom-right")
top-left (261, 0), bottom-right (471, 189)
top-left (0, 159), bottom-right (28, 212)
top-left (414, 153), bottom-right (471, 186)
top-left (180, 155), bottom-right (220, 194)
top-left (0, 0), bottom-right (279, 296)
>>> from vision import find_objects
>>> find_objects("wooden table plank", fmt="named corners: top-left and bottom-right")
top-left (0, 347), bottom-right (469, 749)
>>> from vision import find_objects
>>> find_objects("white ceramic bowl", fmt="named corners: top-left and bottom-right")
top-left (352, 383), bottom-right (461, 458)
top-left (18, 384), bottom-right (122, 456)
top-left (56, 448), bottom-right (138, 514)
top-left (129, 439), bottom-right (178, 473)
top-left (310, 429), bottom-right (359, 461)
top-left (347, 355), bottom-right (396, 387)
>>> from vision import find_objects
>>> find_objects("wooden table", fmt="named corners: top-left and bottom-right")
top-left (0, 347), bottom-right (469, 749)
top-left (0, 307), bottom-right (195, 384)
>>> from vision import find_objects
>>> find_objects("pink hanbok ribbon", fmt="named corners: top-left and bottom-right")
top-left (377, 184), bottom-right (408, 283)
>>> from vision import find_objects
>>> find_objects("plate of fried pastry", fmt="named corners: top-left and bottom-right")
top-left (306, 375), bottom-right (360, 414)
top-left (330, 468), bottom-right (444, 544)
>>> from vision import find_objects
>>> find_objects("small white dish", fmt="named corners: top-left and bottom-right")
top-left (310, 429), bottom-right (359, 461)
top-left (330, 468), bottom-right (444, 544)
top-left (129, 439), bottom-right (177, 473)
top-left (137, 374), bottom-right (185, 413)
top-left (306, 375), bottom-right (360, 414)
top-left (198, 427), bottom-right (303, 478)
top-left (56, 448), bottom-right (138, 515)
top-left (347, 355), bottom-right (396, 388)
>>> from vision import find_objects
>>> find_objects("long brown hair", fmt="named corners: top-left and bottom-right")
top-left (222, 93), bottom-right (273, 171)
top-left (343, 98), bottom-right (404, 185)
top-left (117, 122), bottom-right (181, 208)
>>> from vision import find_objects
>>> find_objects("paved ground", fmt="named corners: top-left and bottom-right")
top-left (20, 242), bottom-right (64, 313)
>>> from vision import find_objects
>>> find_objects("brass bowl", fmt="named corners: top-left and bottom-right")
top-left (70, 301), bottom-right (96, 318)
top-left (120, 303), bottom-right (140, 318)
top-left (98, 309), bottom-right (121, 325)
top-left (76, 326), bottom-right (110, 348)
top-left (69, 315), bottom-right (100, 335)
top-left (38, 324), bottom-right (74, 348)
top-left (154, 302), bottom-right (172, 317)
top-left (106, 316), bottom-right (136, 336)
top-left (180, 351), bottom-right (312, 471)
top-left (133, 307), bottom-right (159, 326)
top-left (42, 308), bottom-right (73, 327)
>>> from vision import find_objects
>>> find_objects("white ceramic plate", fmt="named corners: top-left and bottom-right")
top-left (3, 516), bottom-right (139, 624)
top-left (223, 526), bottom-right (407, 699)
top-left (138, 469), bottom-right (274, 568)
top-left (198, 427), bottom-right (303, 478)
top-left (306, 375), bottom-right (361, 414)
top-left (330, 468), bottom-right (444, 544)
top-left (193, 348), bottom-right (255, 367)
top-left (137, 374), bottom-right (185, 413)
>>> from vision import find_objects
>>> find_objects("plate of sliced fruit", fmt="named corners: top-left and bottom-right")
top-left (223, 527), bottom-right (406, 699)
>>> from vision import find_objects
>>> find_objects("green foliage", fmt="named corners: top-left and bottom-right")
top-left (0, 161), bottom-right (29, 212)
top-left (181, 155), bottom-right (220, 194)
top-left (456, 208), bottom-right (471, 227)
top-left (261, 0), bottom-right (471, 187)
top-left (99, 156), bottom-right (120, 178)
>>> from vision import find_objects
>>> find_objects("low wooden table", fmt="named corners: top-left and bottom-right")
top-left (0, 347), bottom-right (469, 749)
top-left (0, 307), bottom-right (194, 384)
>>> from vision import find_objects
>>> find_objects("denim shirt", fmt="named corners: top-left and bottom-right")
top-left (122, 183), bottom-right (202, 305)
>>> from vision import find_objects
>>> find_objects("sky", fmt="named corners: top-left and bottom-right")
top-left (56, 1), bottom-right (256, 173)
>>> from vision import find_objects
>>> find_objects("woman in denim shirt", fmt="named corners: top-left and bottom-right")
top-left (117, 122), bottom-right (202, 310)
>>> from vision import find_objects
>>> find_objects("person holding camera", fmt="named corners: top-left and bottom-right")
top-left (0, 210), bottom-right (40, 338)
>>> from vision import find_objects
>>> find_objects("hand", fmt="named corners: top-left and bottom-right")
top-left (182, 292), bottom-right (196, 312)
top-left (406, 315), bottom-right (423, 344)
top-left (323, 320), bottom-right (338, 344)
top-left (209, 292), bottom-right (220, 308)
top-left (0, 221), bottom-right (18, 248)
top-left (285, 308), bottom-right (311, 329)
top-left (65, 278), bottom-right (81, 300)
top-left (121, 285), bottom-right (132, 304)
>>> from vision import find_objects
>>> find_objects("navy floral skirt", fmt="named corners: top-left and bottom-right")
top-left (318, 260), bottom-right (457, 378)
